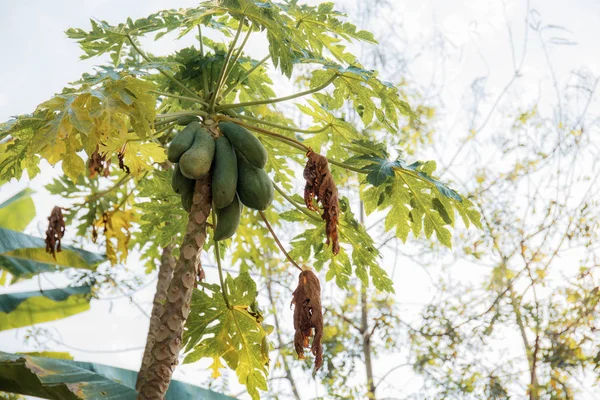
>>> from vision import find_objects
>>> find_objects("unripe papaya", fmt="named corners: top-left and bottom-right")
top-left (212, 137), bottom-right (238, 209)
top-left (176, 115), bottom-right (200, 126)
top-left (214, 194), bottom-right (242, 241)
top-left (167, 121), bottom-right (201, 163)
top-left (181, 189), bottom-right (194, 212)
top-left (236, 151), bottom-right (274, 211)
top-left (171, 163), bottom-right (195, 195)
top-left (179, 127), bottom-right (215, 179)
top-left (218, 121), bottom-right (268, 169)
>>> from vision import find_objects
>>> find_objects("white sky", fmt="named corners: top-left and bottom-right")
top-left (1, 0), bottom-right (600, 399)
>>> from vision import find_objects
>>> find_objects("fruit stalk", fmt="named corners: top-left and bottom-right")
top-left (136, 176), bottom-right (212, 399)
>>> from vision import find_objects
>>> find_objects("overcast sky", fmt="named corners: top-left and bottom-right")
top-left (1, 0), bottom-right (600, 399)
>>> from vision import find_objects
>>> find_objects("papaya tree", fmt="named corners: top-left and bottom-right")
top-left (0, 0), bottom-right (481, 399)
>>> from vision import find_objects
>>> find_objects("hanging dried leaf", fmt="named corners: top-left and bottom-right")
top-left (303, 150), bottom-right (340, 255)
top-left (45, 206), bottom-right (66, 258)
top-left (88, 145), bottom-right (111, 178)
top-left (117, 147), bottom-right (130, 174)
top-left (291, 269), bottom-right (323, 371)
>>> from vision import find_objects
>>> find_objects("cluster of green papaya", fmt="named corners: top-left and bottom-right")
top-left (168, 118), bottom-right (273, 241)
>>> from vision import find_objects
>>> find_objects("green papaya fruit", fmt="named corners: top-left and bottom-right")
top-left (171, 163), bottom-right (195, 195)
top-left (167, 121), bottom-right (201, 163)
top-left (236, 151), bottom-right (274, 211)
top-left (179, 127), bottom-right (215, 179)
top-left (212, 136), bottom-right (238, 209)
top-left (181, 189), bottom-right (194, 212)
top-left (218, 121), bottom-right (268, 168)
top-left (214, 194), bottom-right (242, 241)
top-left (176, 115), bottom-right (200, 126)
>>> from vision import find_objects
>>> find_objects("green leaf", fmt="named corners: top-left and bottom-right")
top-left (184, 272), bottom-right (270, 400)
top-left (0, 286), bottom-right (92, 331)
top-left (0, 189), bottom-right (35, 231)
top-left (0, 351), bottom-right (236, 400)
top-left (0, 228), bottom-right (106, 278)
top-left (353, 144), bottom-right (482, 247)
top-left (282, 196), bottom-right (394, 292)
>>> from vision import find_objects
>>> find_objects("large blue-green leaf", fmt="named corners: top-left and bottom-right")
top-left (0, 228), bottom-right (105, 278)
top-left (0, 286), bottom-right (91, 331)
top-left (0, 351), bottom-right (235, 400)
top-left (0, 189), bottom-right (35, 231)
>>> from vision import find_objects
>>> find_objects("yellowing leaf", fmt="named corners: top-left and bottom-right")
top-left (96, 208), bottom-right (135, 265)
top-left (121, 142), bottom-right (166, 176)
top-left (62, 153), bottom-right (86, 182)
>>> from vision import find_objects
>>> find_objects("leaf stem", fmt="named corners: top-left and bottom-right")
top-left (155, 110), bottom-right (208, 119)
top-left (221, 54), bottom-right (271, 99)
top-left (126, 35), bottom-right (204, 103)
top-left (221, 26), bottom-right (253, 95)
top-left (259, 211), bottom-right (303, 272)
top-left (198, 25), bottom-right (209, 99)
top-left (230, 114), bottom-right (330, 134)
top-left (213, 210), bottom-right (230, 308)
top-left (327, 158), bottom-right (365, 173)
top-left (210, 15), bottom-right (246, 112)
top-left (151, 90), bottom-right (208, 107)
top-left (216, 73), bottom-right (338, 111)
top-left (82, 174), bottom-right (133, 206)
top-left (272, 181), bottom-right (321, 222)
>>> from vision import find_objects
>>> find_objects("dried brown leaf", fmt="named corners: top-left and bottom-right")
top-left (303, 150), bottom-right (340, 255)
top-left (291, 269), bottom-right (323, 371)
top-left (88, 145), bottom-right (111, 178)
top-left (45, 206), bottom-right (65, 258)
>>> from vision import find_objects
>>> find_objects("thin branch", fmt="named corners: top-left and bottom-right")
top-left (375, 363), bottom-right (412, 388)
top-left (259, 211), bottom-right (303, 272)
top-left (267, 273), bottom-right (302, 400)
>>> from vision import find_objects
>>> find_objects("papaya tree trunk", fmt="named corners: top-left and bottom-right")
top-left (136, 243), bottom-right (175, 391)
top-left (136, 177), bottom-right (212, 399)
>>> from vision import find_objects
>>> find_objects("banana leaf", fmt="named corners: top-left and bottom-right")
top-left (0, 351), bottom-right (236, 400)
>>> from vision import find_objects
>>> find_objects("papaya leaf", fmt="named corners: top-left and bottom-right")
top-left (0, 351), bottom-right (236, 400)
top-left (0, 227), bottom-right (105, 278)
top-left (0, 189), bottom-right (35, 232)
top-left (281, 196), bottom-right (394, 292)
top-left (348, 141), bottom-right (482, 247)
top-left (0, 74), bottom-right (157, 183)
top-left (183, 272), bottom-right (270, 400)
top-left (133, 169), bottom-right (189, 269)
top-left (0, 286), bottom-right (91, 331)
